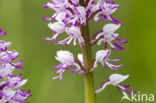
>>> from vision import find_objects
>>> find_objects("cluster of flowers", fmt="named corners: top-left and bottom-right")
top-left (0, 29), bottom-right (31, 103)
top-left (43, 0), bottom-right (135, 95)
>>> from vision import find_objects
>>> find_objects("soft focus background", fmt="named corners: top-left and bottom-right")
top-left (0, 0), bottom-right (156, 103)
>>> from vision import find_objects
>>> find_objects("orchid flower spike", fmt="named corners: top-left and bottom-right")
top-left (53, 50), bottom-right (83, 80)
top-left (94, 49), bottom-right (123, 70)
top-left (0, 28), bottom-right (31, 102)
top-left (42, 0), bottom-right (135, 101)
top-left (96, 23), bottom-right (127, 50)
top-left (95, 74), bottom-right (136, 95)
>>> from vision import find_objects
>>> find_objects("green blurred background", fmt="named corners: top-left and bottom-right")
top-left (0, 0), bottom-right (156, 103)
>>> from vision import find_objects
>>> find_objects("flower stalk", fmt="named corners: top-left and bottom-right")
top-left (84, 72), bottom-right (96, 103)
top-left (80, 21), bottom-right (96, 103)
top-left (79, 0), bottom-right (96, 102)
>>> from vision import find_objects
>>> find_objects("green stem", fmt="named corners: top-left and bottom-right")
top-left (84, 72), bottom-right (96, 103)
top-left (79, 1), bottom-right (96, 103)
top-left (81, 23), bottom-right (96, 103)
